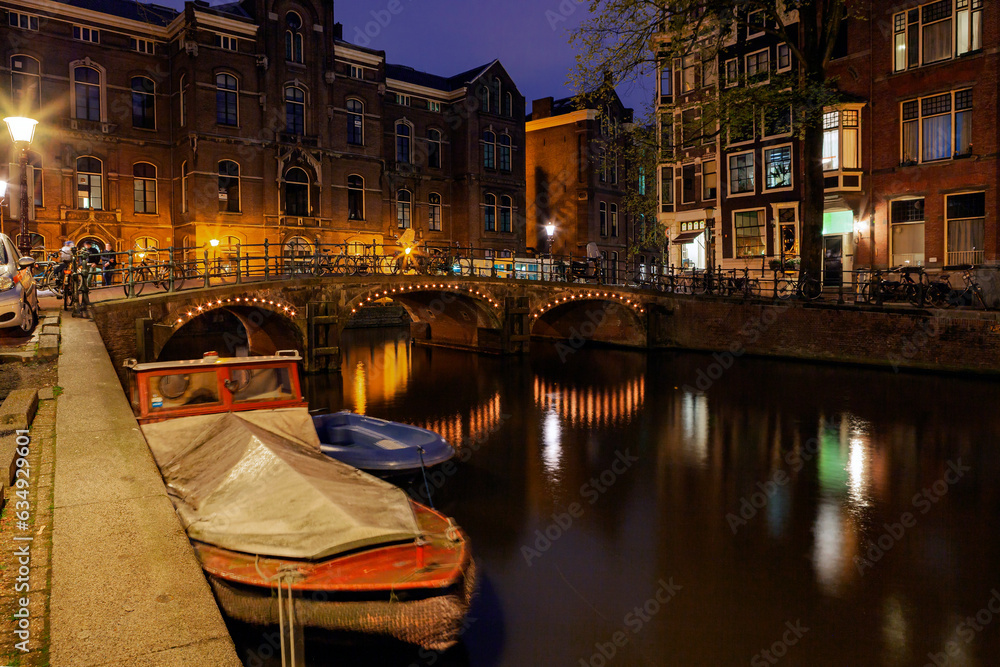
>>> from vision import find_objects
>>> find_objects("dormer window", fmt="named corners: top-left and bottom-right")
top-left (73, 26), bottom-right (99, 43)
top-left (214, 34), bottom-right (238, 51)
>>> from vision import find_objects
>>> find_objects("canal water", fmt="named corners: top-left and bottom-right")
top-left (230, 326), bottom-right (1000, 667)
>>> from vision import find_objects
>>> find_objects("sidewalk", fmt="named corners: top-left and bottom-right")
top-left (51, 314), bottom-right (241, 666)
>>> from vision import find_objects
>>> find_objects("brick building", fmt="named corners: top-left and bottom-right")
top-left (657, 0), bottom-right (996, 281)
top-left (0, 0), bottom-right (526, 261)
top-left (526, 89), bottom-right (636, 278)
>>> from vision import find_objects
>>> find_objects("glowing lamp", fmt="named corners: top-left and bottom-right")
top-left (3, 117), bottom-right (37, 146)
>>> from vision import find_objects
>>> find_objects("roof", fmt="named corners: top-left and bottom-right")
top-left (54, 0), bottom-right (178, 26)
top-left (385, 60), bottom-right (498, 92)
top-left (130, 350), bottom-right (302, 372)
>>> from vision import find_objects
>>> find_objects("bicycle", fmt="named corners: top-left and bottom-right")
top-left (62, 252), bottom-right (92, 317)
top-left (121, 257), bottom-right (171, 297)
top-left (723, 268), bottom-right (761, 299)
top-left (775, 270), bottom-right (821, 301)
top-left (940, 265), bottom-right (991, 309)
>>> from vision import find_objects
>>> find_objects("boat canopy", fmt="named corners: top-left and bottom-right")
top-left (141, 408), bottom-right (420, 560)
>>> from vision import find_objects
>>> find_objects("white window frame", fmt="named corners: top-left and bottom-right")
top-left (428, 101), bottom-right (441, 112)
top-left (702, 159), bottom-right (717, 201)
top-left (823, 107), bottom-right (861, 172)
top-left (776, 44), bottom-right (792, 72)
top-left (349, 65), bottom-right (366, 80)
top-left (724, 58), bottom-right (739, 88)
top-left (214, 34), bottom-right (238, 51)
top-left (747, 10), bottom-right (765, 39)
top-left (763, 143), bottom-right (794, 191)
top-left (763, 104), bottom-right (793, 138)
top-left (727, 150), bottom-right (756, 197)
top-left (679, 55), bottom-right (697, 94)
top-left (659, 165), bottom-right (674, 212)
top-left (773, 204), bottom-right (799, 257)
top-left (745, 48), bottom-right (770, 84)
top-left (8, 11), bottom-right (39, 31)
top-left (395, 93), bottom-right (411, 106)
top-left (733, 208), bottom-right (767, 258)
top-left (130, 38), bottom-right (155, 54)
top-left (73, 25), bottom-right (100, 43)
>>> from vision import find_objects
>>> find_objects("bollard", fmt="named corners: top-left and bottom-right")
top-left (203, 248), bottom-right (210, 288)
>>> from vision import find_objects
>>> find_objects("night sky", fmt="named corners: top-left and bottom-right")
top-left (165, 0), bottom-right (652, 115)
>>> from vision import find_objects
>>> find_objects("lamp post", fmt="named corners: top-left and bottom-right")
top-left (703, 206), bottom-right (715, 275)
top-left (544, 222), bottom-right (555, 256)
top-left (0, 180), bottom-right (7, 240)
top-left (4, 117), bottom-right (38, 256)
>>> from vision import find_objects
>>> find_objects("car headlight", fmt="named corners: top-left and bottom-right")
top-left (0, 275), bottom-right (13, 291)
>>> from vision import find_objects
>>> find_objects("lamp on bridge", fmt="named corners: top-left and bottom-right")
top-left (3, 116), bottom-right (38, 256)
top-left (544, 222), bottom-right (556, 257)
top-left (704, 206), bottom-right (715, 274)
top-left (0, 180), bottom-right (7, 239)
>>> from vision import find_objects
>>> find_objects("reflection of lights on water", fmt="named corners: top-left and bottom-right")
top-left (680, 391), bottom-right (708, 466)
top-left (533, 377), bottom-right (645, 427)
top-left (412, 392), bottom-right (503, 451)
top-left (542, 409), bottom-right (563, 481)
top-left (812, 501), bottom-right (846, 596)
top-left (881, 596), bottom-right (910, 663)
top-left (353, 361), bottom-right (367, 415)
top-left (848, 437), bottom-right (870, 508)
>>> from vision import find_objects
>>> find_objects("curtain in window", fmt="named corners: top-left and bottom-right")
top-left (822, 129), bottom-right (839, 170)
top-left (902, 120), bottom-right (919, 162)
top-left (955, 110), bottom-right (972, 155)
top-left (922, 114), bottom-right (952, 160)
top-left (922, 19), bottom-right (952, 64)
top-left (948, 218), bottom-right (984, 254)
top-left (842, 129), bottom-right (858, 168)
top-left (891, 223), bottom-right (924, 266)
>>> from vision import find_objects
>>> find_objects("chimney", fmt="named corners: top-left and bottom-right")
top-left (531, 97), bottom-right (554, 120)
top-left (333, 22), bottom-right (343, 40)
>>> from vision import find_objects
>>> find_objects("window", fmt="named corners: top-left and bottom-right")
top-left (728, 152), bottom-right (755, 194)
top-left (747, 10), bottom-right (765, 37)
top-left (347, 99), bottom-right (364, 145)
top-left (396, 122), bottom-right (411, 163)
top-left (492, 77), bottom-right (502, 114)
top-left (397, 190), bottom-right (411, 229)
top-left (901, 90), bottom-right (971, 163)
top-left (347, 175), bottom-right (364, 220)
top-left (599, 202), bottom-right (608, 236)
top-left (660, 113), bottom-right (674, 160)
top-left (484, 194), bottom-right (496, 231)
top-left (395, 93), bottom-right (411, 106)
top-left (349, 65), bottom-right (365, 80)
top-left (218, 160), bottom-right (240, 213)
top-left (76, 157), bottom-right (102, 210)
top-left (660, 167), bottom-right (674, 212)
top-left (745, 49), bottom-right (769, 83)
top-left (131, 38), bottom-right (155, 54)
top-left (479, 84), bottom-right (490, 112)
top-left (132, 163), bottom-right (156, 214)
top-left (285, 86), bottom-right (305, 135)
top-left (504, 92), bottom-right (513, 117)
top-left (500, 195), bottom-right (512, 233)
top-left (680, 55), bottom-right (697, 93)
top-left (778, 207), bottom-right (798, 256)
top-left (610, 149), bottom-right (618, 184)
top-left (765, 146), bottom-right (792, 189)
top-left (777, 44), bottom-right (792, 71)
top-left (946, 192), bottom-right (985, 264)
top-left (11, 56), bottom-right (40, 113)
top-left (599, 147), bottom-right (608, 183)
top-left (499, 134), bottom-right (512, 172)
top-left (890, 199), bottom-right (925, 266)
top-left (181, 160), bottom-right (188, 213)
top-left (894, 1), bottom-right (981, 71)
top-left (216, 74), bottom-right (238, 126)
top-left (659, 61), bottom-right (672, 101)
top-left (74, 66), bottom-right (101, 121)
top-left (734, 210), bottom-right (765, 257)
top-left (764, 105), bottom-right (792, 137)
top-left (682, 107), bottom-right (700, 148)
top-left (285, 12), bottom-right (303, 63)
top-left (724, 58), bottom-right (738, 87)
top-left (8, 12), bottom-right (38, 31)
top-left (610, 203), bottom-right (619, 237)
top-left (429, 193), bottom-right (442, 231)
top-left (73, 26), bottom-right (99, 43)
top-left (284, 168), bottom-right (309, 216)
top-left (27, 154), bottom-right (41, 209)
top-left (134, 237), bottom-right (159, 263)
top-left (429, 101), bottom-right (442, 113)
top-left (703, 58), bottom-right (717, 87)
top-left (214, 34), bottom-right (237, 51)
top-left (682, 164), bottom-right (697, 204)
top-left (131, 77), bottom-right (155, 129)
top-left (179, 74), bottom-right (187, 126)
top-left (428, 129), bottom-right (441, 168)
top-left (702, 160), bottom-right (717, 200)
top-left (823, 109), bottom-right (860, 170)
top-left (483, 131), bottom-right (496, 169)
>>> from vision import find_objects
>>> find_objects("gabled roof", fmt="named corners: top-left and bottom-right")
top-left (54, 0), bottom-right (178, 26)
top-left (385, 60), bottom-right (501, 93)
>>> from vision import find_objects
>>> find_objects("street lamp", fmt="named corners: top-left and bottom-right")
top-left (544, 222), bottom-right (555, 256)
top-left (703, 206), bottom-right (715, 275)
top-left (4, 116), bottom-right (38, 256)
top-left (0, 180), bottom-right (6, 239)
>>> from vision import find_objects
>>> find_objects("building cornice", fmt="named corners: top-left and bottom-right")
top-left (385, 78), bottom-right (467, 102)
top-left (334, 45), bottom-right (384, 66)
top-left (526, 110), bottom-right (597, 132)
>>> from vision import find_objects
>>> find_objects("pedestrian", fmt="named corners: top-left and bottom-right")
top-left (102, 243), bottom-right (116, 286)
top-left (57, 240), bottom-right (74, 289)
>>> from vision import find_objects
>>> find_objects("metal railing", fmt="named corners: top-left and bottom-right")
top-left (29, 243), bottom-right (1000, 311)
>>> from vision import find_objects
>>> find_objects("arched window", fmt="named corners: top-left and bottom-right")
top-left (483, 131), bottom-right (496, 169)
top-left (427, 129), bottom-right (442, 169)
top-left (484, 193), bottom-right (496, 232)
top-left (499, 134), bottom-right (511, 172)
top-left (134, 236), bottom-right (159, 262)
top-left (216, 73), bottom-right (238, 126)
top-left (74, 66), bottom-right (101, 121)
top-left (504, 91), bottom-right (513, 118)
top-left (347, 99), bottom-right (364, 145)
top-left (500, 195), bottom-right (512, 232)
top-left (218, 160), bottom-right (240, 212)
top-left (131, 76), bottom-right (155, 129)
top-left (599, 201), bottom-right (608, 236)
top-left (76, 157), bottom-right (102, 209)
top-left (133, 162), bottom-right (156, 214)
top-left (395, 122), bottom-right (411, 164)
top-left (285, 86), bottom-right (304, 135)
top-left (610, 203), bottom-right (619, 237)
top-left (10, 56), bottom-right (40, 113)
top-left (492, 77), bottom-right (501, 114)
top-left (283, 236), bottom-right (312, 262)
top-left (179, 73), bottom-right (187, 126)
top-left (285, 12), bottom-right (303, 63)
top-left (181, 160), bottom-right (188, 213)
top-left (396, 190), bottom-right (411, 229)
top-left (428, 193), bottom-right (441, 231)
top-left (479, 84), bottom-right (489, 113)
top-left (347, 175), bottom-right (364, 220)
top-left (284, 167), bottom-right (309, 216)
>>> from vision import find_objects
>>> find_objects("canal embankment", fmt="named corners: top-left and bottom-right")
top-left (49, 314), bottom-right (241, 666)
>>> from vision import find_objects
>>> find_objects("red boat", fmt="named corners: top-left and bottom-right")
top-left (126, 351), bottom-right (475, 651)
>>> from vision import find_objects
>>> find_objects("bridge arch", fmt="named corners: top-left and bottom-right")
top-left (530, 291), bottom-right (647, 348)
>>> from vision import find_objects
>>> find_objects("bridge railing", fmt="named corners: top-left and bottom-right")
top-left (32, 243), bottom-right (999, 310)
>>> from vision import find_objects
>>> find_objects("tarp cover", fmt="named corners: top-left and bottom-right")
top-left (141, 409), bottom-right (420, 560)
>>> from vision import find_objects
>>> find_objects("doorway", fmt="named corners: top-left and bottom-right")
top-left (823, 236), bottom-right (844, 287)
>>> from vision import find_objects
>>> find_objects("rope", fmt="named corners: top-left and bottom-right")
top-left (418, 446), bottom-right (435, 509)
top-left (254, 555), bottom-right (300, 667)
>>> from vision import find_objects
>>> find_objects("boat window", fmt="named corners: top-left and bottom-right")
top-left (148, 371), bottom-right (221, 411)
top-left (228, 367), bottom-right (295, 403)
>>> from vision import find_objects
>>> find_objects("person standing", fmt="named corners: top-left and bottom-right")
top-left (101, 242), bottom-right (116, 286)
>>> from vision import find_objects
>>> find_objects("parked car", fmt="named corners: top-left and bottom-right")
top-left (0, 233), bottom-right (39, 334)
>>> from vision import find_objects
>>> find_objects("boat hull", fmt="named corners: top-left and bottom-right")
top-left (314, 412), bottom-right (456, 475)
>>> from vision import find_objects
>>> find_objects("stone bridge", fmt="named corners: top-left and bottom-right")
top-left (90, 276), bottom-right (677, 374)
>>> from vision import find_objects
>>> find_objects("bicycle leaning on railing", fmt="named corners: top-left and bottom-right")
top-left (775, 270), bottom-right (822, 301)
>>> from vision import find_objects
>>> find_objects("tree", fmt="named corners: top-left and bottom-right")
top-left (572, 0), bottom-right (851, 280)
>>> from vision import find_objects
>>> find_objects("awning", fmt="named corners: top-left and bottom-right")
top-left (672, 230), bottom-right (705, 244)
